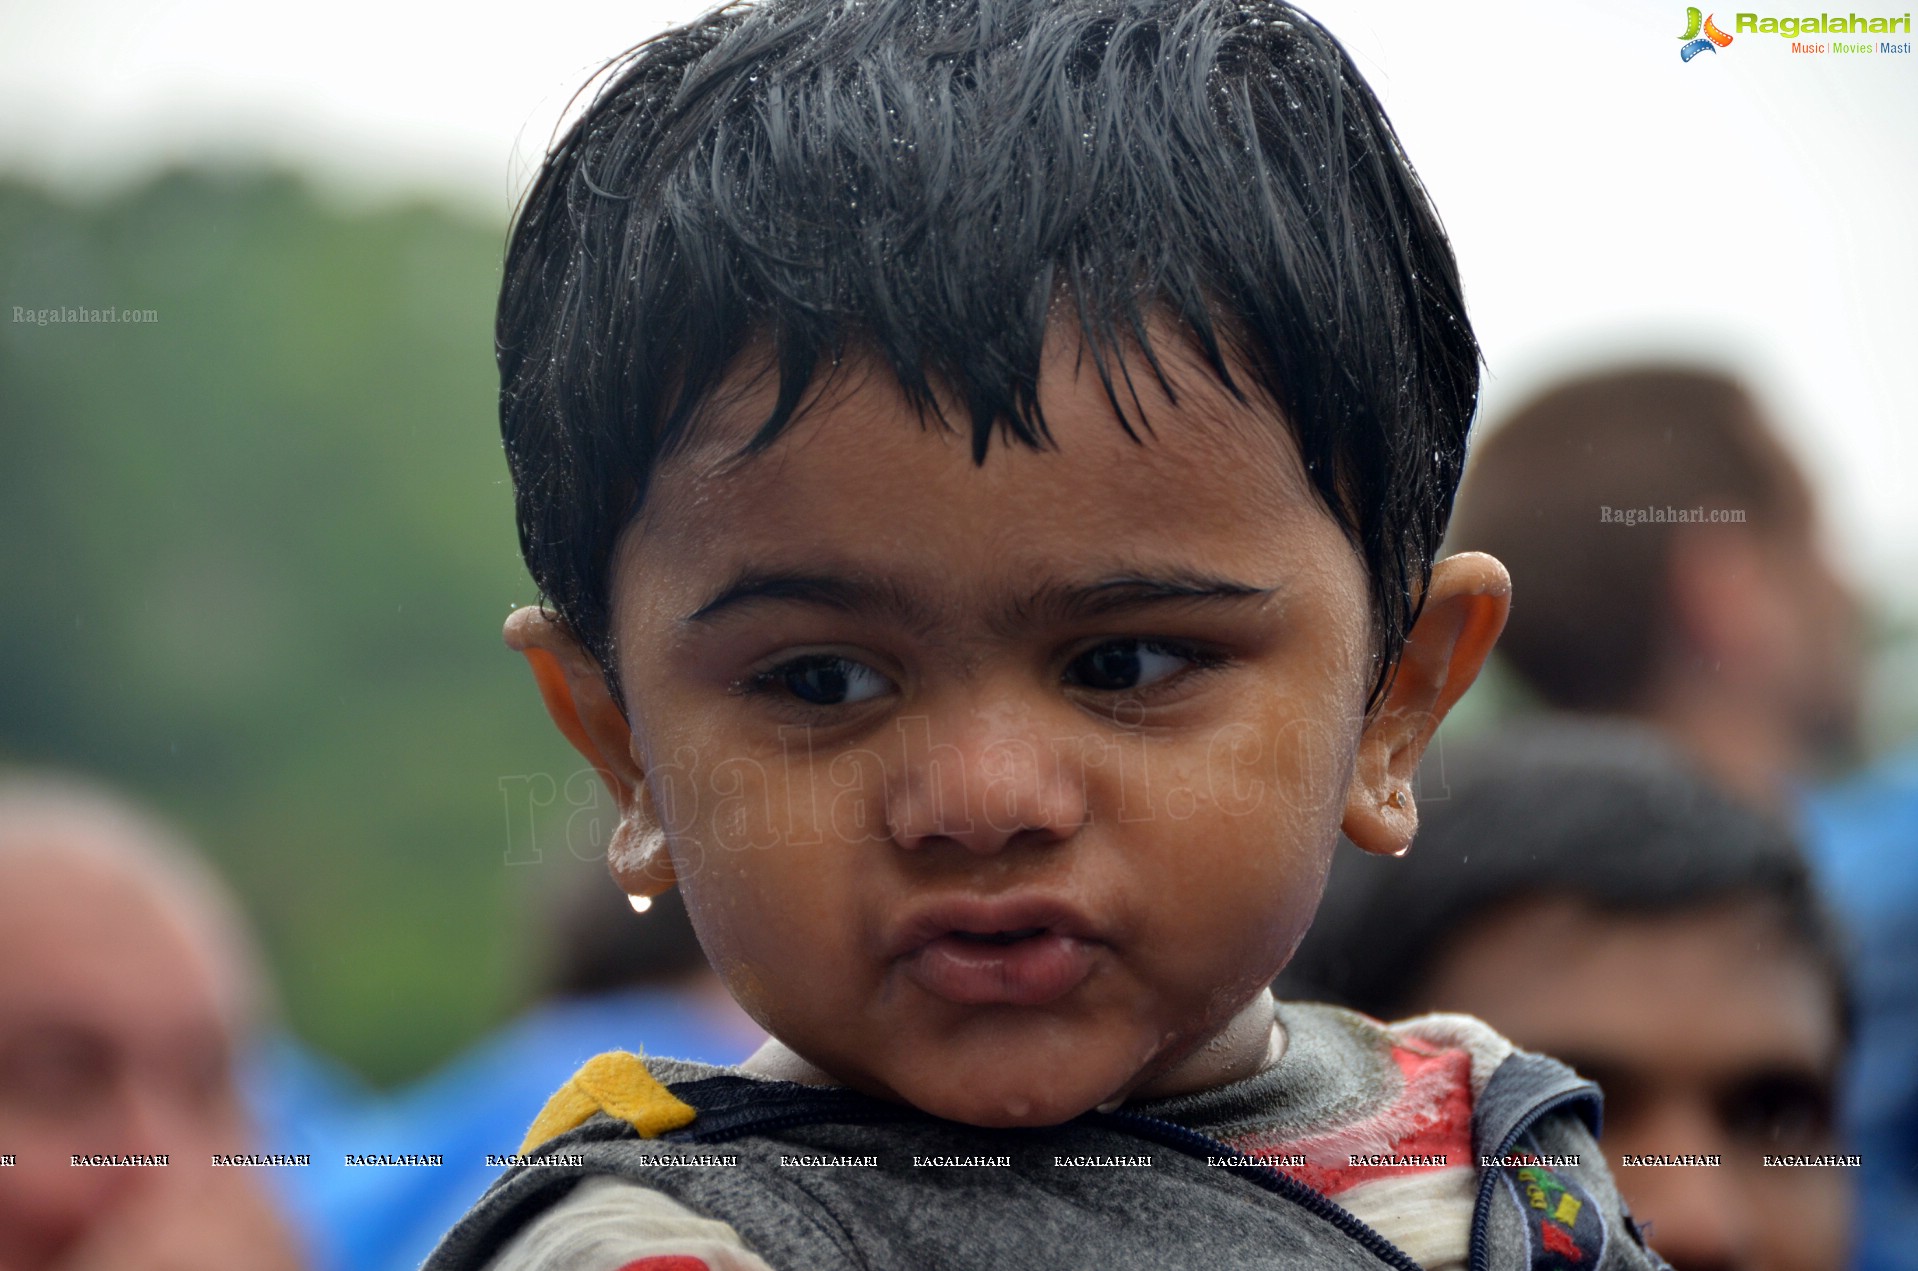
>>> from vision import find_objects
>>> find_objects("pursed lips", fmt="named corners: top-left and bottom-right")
top-left (886, 895), bottom-right (1104, 1007)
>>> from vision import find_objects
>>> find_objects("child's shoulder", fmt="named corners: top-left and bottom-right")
top-left (427, 1020), bottom-right (1670, 1271)
top-left (1279, 1003), bottom-right (1674, 1270)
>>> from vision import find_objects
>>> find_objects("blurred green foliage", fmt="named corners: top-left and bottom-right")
top-left (0, 168), bottom-right (586, 1085)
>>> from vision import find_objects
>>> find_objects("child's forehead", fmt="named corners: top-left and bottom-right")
top-left (615, 330), bottom-right (1365, 637)
top-left (653, 320), bottom-right (1312, 510)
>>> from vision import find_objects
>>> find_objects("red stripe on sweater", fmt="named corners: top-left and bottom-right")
top-left (1222, 1038), bottom-right (1475, 1196)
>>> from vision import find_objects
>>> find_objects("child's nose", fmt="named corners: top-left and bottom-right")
top-left (884, 708), bottom-right (1089, 854)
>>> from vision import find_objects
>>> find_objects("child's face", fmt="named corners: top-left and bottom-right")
top-left (522, 323), bottom-right (1504, 1127)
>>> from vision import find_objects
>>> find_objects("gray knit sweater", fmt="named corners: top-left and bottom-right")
top-left (425, 1002), bottom-right (1673, 1270)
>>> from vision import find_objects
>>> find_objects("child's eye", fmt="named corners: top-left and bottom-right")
top-left (748, 653), bottom-right (894, 707)
top-left (1063, 639), bottom-right (1222, 693)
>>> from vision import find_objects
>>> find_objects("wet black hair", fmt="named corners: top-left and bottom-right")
top-left (499, 0), bottom-right (1479, 707)
top-left (1276, 718), bottom-right (1853, 1036)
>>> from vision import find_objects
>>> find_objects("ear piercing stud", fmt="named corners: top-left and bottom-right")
top-left (627, 894), bottom-right (654, 914)
top-left (1389, 789), bottom-right (1408, 809)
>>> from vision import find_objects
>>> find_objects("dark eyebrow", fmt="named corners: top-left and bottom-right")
top-left (684, 571), bottom-right (933, 629)
top-left (1014, 572), bottom-right (1280, 625)
top-left (682, 566), bottom-right (1279, 633)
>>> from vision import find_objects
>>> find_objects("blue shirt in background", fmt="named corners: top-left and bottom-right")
top-left (1804, 749), bottom-right (1918, 1271)
top-left (250, 988), bottom-right (759, 1271)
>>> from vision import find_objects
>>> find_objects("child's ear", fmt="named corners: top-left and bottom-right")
top-left (1341, 552), bottom-right (1510, 858)
top-left (504, 606), bottom-right (677, 901)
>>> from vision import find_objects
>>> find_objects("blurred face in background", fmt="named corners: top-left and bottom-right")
top-left (1415, 895), bottom-right (1850, 1271)
top-left (0, 832), bottom-right (251, 1269)
top-left (1768, 526), bottom-right (1863, 763)
top-left (1667, 503), bottom-right (1864, 778)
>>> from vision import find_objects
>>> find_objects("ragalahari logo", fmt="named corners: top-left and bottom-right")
top-left (1679, 7), bottom-right (1736, 57)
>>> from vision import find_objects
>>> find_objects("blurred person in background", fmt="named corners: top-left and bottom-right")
top-left (308, 863), bottom-right (762, 1271)
top-left (1797, 755), bottom-right (1918, 1271)
top-left (1280, 721), bottom-right (1853, 1271)
top-left (0, 772), bottom-right (309, 1271)
top-left (1447, 365), bottom-right (1910, 1271)
top-left (1446, 365), bottom-right (1862, 813)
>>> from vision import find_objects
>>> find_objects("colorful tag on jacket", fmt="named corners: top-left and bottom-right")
top-left (1502, 1161), bottom-right (1609, 1267)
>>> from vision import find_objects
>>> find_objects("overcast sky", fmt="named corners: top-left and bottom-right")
top-left (4, 0), bottom-right (1915, 588)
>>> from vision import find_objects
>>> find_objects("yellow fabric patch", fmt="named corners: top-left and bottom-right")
top-left (519, 1051), bottom-right (697, 1153)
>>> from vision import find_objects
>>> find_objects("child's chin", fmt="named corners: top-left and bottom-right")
top-left (896, 1072), bottom-right (1109, 1129)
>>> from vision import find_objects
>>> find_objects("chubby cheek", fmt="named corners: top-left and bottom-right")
top-left (1146, 809), bottom-right (1328, 1012)
top-left (666, 764), bottom-right (870, 1033)
top-left (1163, 692), bottom-right (1357, 930)
top-left (1092, 734), bottom-right (1342, 1054)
